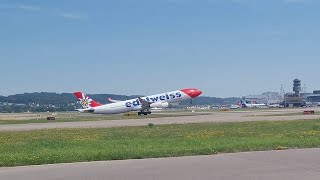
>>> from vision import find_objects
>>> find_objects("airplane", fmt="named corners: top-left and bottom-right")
top-left (240, 100), bottom-right (267, 108)
top-left (230, 104), bottom-right (240, 109)
top-left (74, 88), bottom-right (202, 115)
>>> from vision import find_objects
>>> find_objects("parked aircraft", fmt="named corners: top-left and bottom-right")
top-left (74, 88), bottom-right (202, 115)
top-left (240, 100), bottom-right (267, 108)
top-left (230, 104), bottom-right (240, 109)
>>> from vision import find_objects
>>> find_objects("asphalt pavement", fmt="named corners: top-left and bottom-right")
top-left (0, 108), bottom-right (320, 131)
top-left (0, 148), bottom-right (319, 180)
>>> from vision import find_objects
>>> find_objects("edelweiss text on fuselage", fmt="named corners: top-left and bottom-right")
top-left (125, 92), bottom-right (182, 108)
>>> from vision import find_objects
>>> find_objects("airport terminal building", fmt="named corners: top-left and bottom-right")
top-left (244, 92), bottom-right (281, 105)
top-left (306, 90), bottom-right (320, 102)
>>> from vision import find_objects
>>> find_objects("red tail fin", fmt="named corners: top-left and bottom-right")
top-left (74, 92), bottom-right (102, 108)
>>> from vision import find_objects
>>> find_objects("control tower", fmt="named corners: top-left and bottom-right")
top-left (293, 79), bottom-right (301, 97)
top-left (282, 78), bottom-right (305, 107)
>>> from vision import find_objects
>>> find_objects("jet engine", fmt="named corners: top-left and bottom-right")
top-left (150, 102), bottom-right (169, 108)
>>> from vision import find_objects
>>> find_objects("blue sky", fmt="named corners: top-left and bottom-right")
top-left (1, 0), bottom-right (320, 97)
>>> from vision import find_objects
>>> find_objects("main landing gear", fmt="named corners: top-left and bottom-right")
top-left (138, 111), bottom-right (151, 116)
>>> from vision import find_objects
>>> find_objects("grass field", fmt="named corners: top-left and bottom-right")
top-left (1, 119), bottom-right (320, 167)
top-left (256, 112), bottom-right (320, 117)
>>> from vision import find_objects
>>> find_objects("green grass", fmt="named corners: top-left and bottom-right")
top-left (257, 112), bottom-right (320, 117)
top-left (1, 119), bottom-right (320, 167)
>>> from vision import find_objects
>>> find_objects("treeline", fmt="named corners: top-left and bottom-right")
top-left (178, 96), bottom-right (240, 106)
top-left (0, 105), bottom-right (70, 113)
top-left (0, 92), bottom-right (138, 105)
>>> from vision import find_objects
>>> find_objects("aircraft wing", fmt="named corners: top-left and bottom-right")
top-left (139, 97), bottom-right (152, 111)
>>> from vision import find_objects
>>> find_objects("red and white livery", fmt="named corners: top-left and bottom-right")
top-left (74, 88), bottom-right (202, 115)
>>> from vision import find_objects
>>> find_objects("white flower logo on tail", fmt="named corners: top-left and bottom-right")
top-left (79, 93), bottom-right (93, 108)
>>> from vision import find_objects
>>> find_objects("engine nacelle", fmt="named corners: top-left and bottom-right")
top-left (150, 102), bottom-right (169, 108)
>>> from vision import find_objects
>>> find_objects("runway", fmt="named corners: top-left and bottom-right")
top-left (0, 148), bottom-right (319, 180)
top-left (0, 108), bottom-right (320, 131)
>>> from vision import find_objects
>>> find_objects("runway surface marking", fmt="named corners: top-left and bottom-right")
top-left (1, 108), bottom-right (320, 131)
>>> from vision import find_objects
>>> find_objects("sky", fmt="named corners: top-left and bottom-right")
top-left (0, 0), bottom-right (320, 97)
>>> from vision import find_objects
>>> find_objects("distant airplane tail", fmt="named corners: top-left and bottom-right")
top-left (74, 92), bottom-right (102, 109)
top-left (240, 100), bottom-right (248, 108)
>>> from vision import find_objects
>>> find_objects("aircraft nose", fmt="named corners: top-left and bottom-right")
top-left (181, 88), bottom-right (202, 98)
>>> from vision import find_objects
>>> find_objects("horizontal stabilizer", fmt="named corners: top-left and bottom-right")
top-left (108, 98), bottom-right (122, 103)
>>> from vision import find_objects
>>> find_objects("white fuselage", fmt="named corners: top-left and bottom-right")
top-left (243, 103), bottom-right (267, 108)
top-left (92, 90), bottom-right (190, 114)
